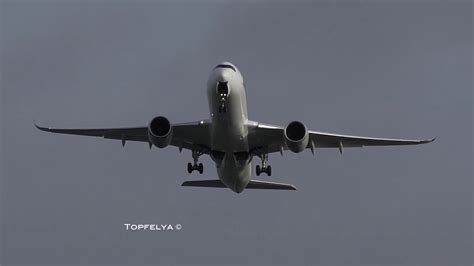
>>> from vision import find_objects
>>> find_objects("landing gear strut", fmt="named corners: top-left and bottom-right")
top-left (256, 153), bottom-right (272, 176)
top-left (218, 99), bottom-right (227, 113)
top-left (187, 150), bottom-right (204, 174)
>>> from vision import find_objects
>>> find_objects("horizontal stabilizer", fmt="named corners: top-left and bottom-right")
top-left (182, 180), bottom-right (226, 188)
top-left (246, 180), bottom-right (297, 190)
top-left (181, 179), bottom-right (296, 191)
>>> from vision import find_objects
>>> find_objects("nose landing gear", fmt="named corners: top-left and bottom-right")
top-left (217, 81), bottom-right (228, 113)
top-left (218, 100), bottom-right (227, 113)
top-left (187, 150), bottom-right (204, 174)
top-left (256, 153), bottom-right (272, 176)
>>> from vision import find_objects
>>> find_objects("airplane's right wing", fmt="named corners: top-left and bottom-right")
top-left (248, 121), bottom-right (435, 155)
top-left (307, 130), bottom-right (436, 148)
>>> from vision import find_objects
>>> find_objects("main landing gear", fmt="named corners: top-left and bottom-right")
top-left (187, 150), bottom-right (204, 174)
top-left (256, 153), bottom-right (272, 176)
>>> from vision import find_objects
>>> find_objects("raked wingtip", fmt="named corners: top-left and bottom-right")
top-left (34, 120), bottom-right (49, 131)
top-left (419, 136), bottom-right (436, 144)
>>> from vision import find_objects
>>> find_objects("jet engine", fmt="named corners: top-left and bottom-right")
top-left (148, 116), bottom-right (172, 148)
top-left (284, 121), bottom-right (309, 153)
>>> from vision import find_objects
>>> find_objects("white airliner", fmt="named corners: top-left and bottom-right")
top-left (36, 62), bottom-right (435, 193)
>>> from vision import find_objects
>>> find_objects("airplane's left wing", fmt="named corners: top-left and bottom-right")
top-left (35, 120), bottom-right (212, 153)
top-left (35, 124), bottom-right (149, 143)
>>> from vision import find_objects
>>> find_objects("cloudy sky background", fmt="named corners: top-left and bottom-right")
top-left (1, 1), bottom-right (472, 265)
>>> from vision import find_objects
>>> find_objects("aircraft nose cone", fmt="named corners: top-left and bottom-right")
top-left (215, 68), bottom-right (233, 83)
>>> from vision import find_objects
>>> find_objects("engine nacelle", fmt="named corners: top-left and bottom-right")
top-left (148, 116), bottom-right (172, 148)
top-left (284, 121), bottom-right (309, 153)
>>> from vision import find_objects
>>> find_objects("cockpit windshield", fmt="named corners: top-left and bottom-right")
top-left (214, 64), bottom-right (236, 72)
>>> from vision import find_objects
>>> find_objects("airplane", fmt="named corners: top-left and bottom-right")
top-left (36, 61), bottom-right (435, 193)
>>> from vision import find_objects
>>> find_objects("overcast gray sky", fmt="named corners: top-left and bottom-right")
top-left (1, 1), bottom-right (472, 265)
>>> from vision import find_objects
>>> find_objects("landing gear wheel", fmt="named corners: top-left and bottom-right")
top-left (198, 163), bottom-right (203, 174)
top-left (187, 163), bottom-right (193, 174)
top-left (188, 150), bottom-right (204, 174)
top-left (257, 153), bottom-right (271, 176)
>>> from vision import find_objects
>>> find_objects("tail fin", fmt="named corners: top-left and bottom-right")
top-left (181, 179), bottom-right (296, 191)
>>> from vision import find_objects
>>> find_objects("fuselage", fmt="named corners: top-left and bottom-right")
top-left (206, 62), bottom-right (251, 193)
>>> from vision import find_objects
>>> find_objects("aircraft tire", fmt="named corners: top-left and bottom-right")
top-left (198, 163), bottom-right (204, 174)
top-left (187, 163), bottom-right (193, 173)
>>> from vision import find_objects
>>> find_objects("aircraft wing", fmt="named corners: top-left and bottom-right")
top-left (35, 120), bottom-right (212, 153)
top-left (248, 122), bottom-right (435, 155)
